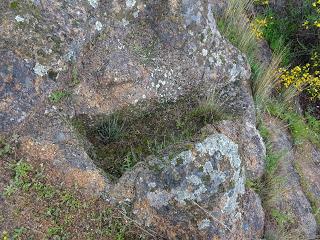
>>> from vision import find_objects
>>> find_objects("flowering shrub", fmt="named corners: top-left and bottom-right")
top-left (302, 0), bottom-right (320, 28)
top-left (280, 52), bottom-right (320, 99)
top-left (251, 17), bottom-right (269, 39)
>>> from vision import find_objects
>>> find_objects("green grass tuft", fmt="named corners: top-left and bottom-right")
top-left (49, 90), bottom-right (70, 104)
top-left (266, 100), bottom-right (320, 146)
top-left (96, 115), bottom-right (125, 144)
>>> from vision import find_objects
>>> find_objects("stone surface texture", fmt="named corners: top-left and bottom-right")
top-left (110, 133), bottom-right (264, 239)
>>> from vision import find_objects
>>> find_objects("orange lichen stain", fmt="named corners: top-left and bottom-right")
top-left (20, 138), bottom-right (58, 161)
top-left (65, 168), bottom-right (106, 195)
top-left (0, 96), bottom-right (13, 111)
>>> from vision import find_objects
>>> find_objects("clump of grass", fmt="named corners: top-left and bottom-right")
top-left (189, 93), bottom-right (229, 123)
top-left (270, 209), bottom-right (294, 229)
top-left (216, 0), bottom-right (287, 112)
top-left (96, 115), bottom-right (125, 144)
top-left (217, 0), bottom-right (258, 60)
top-left (252, 52), bottom-right (284, 108)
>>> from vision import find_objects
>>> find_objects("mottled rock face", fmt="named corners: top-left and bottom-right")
top-left (0, 50), bottom-right (55, 132)
top-left (71, 0), bottom-right (254, 119)
top-left (112, 134), bottom-right (264, 239)
top-left (1, 0), bottom-right (255, 133)
top-left (212, 120), bottom-right (266, 179)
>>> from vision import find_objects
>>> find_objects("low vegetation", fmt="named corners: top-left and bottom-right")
top-left (217, 0), bottom-right (320, 238)
top-left (49, 90), bottom-right (70, 104)
top-left (72, 93), bottom-right (230, 179)
top-left (0, 155), bottom-right (148, 240)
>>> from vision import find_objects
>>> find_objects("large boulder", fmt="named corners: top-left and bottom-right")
top-left (1, 0), bottom-right (256, 134)
top-left (110, 133), bottom-right (264, 239)
top-left (0, 0), bottom-right (266, 238)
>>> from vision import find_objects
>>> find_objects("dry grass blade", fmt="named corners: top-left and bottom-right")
top-left (253, 51), bottom-right (284, 104)
top-left (118, 210), bottom-right (161, 239)
top-left (192, 200), bottom-right (231, 232)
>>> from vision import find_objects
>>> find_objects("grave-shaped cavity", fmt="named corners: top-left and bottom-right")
top-left (71, 94), bottom-right (230, 180)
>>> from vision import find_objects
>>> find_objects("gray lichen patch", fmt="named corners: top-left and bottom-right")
top-left (88, 0), bottom-right (98, 8)
top-left (131, 133), bottom-right (248, 238)
top-left (33, 62), bottom-right (48, 76)
top-left (126, 0), bottom-right (136, 9)
top-left (158, 134), bottom-right (245, 209)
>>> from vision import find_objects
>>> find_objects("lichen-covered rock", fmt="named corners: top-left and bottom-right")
top-left (0, 50), bottom-right (56, 133)
top-left (1, 0), bottom-right (256, 134)
top-left (294, 142), bottom-right (320, 225)
top-left (109, 133), bottom-right (264, 239)
top-left (69, 0), bottom-right (255, 123)
top-left (210, 120), bottom-right (266, 179)
top-left (1, 0), bottom-right (265, 238)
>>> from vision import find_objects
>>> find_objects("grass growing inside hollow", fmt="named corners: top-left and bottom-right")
top-left (96, 116), bottom-right (125, 144)
top-left (72, 93), bottom-right (231, 180)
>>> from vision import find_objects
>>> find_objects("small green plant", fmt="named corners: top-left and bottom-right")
top-left (33, 182), bottom-right (56, 199)
top-left (9, 1), bottom-right (19, 9)
top-left (49, 90), bottom-right (70, 103)
top-left (3, 160), bottom-right (33, 196)
top-left (271, 209), bottom-right (293, 228)
top-left (47, 226), bottom-right (65, 239)
top-left (245, 179), bottom-right (262, 192)
top-left (257, 121), bottom-right (270, 141)
top-left (265, 151), bottom-right (283, 176)
top-left (0, 139), bottom-right (11, 157)
top-left (121, 150), bottom-right (139, 172)
top-left (71, 65), bottom-right (80, 85)
top-left (12, 227), bottom-right (26, 240)
top-left (61, 191), bottom-right (81, 209)
top-left (96, 116), bottom-right (125, 144)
